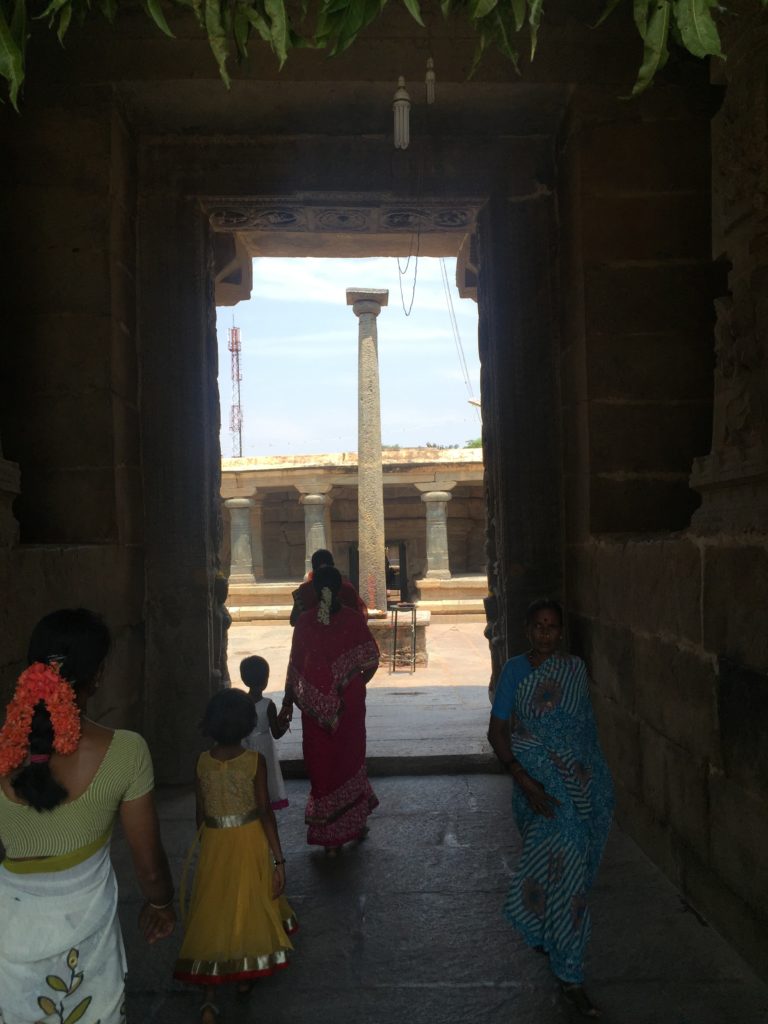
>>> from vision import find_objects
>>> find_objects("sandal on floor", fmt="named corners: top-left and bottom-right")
top-left (235, 981), bottom-right (254, 1002)
top-left (200, 1002), bottom-right (221, 1023)
top-left (558, 982), bottom-right (600, 1018)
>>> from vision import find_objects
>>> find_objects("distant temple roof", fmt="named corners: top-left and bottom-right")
top-left (221, 447), bottom-right (483, 494)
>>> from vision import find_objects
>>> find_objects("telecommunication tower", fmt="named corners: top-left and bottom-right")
top-left (228, 322), bottom-right (243, 457)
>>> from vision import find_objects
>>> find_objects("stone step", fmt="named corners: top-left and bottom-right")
top-left (282, 752), bottom-right (499, 778)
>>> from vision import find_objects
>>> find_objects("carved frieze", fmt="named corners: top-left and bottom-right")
top-left (204, 198), bottom-right (478, 235)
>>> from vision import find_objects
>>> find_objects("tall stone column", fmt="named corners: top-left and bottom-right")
top-left (418, 485), bottom-right (455, 578)
top-left (225, 497), bottom-right (257, 583)
top-left (300, 492), bottom-right (330, 573)
top-left (347, 288), bottom-right (389, 613)
top-left (249, 496), bottom-right (265, 580)
top-left (0, 442), bottom-right (20, 547)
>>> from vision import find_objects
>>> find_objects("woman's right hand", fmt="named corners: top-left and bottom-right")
top-left (516, 772), bottom-right (561, 819)
top-left (272, 863), bottom-right (286, 898)
top-left (138, 901), bottom-right (176, 944)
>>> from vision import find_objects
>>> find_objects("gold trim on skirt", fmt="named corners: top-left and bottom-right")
top-left (175, 949), bottom-right (289, 979)
top-left (204, 809), bottom-right (261, 829)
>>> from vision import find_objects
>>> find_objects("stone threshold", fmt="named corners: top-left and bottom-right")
top-left (282, 752), bottom-right (498, 778)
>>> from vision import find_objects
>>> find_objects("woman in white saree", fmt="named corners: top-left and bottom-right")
top-left (0, 609), bottom-right (175, 1024)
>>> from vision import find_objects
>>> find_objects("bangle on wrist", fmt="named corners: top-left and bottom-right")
top-left (273, 858), bottom-right (286, 866)
top-left (148, 896), bottom-right (174, 910)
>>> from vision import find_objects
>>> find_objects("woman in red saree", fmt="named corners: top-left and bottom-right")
top-left (283, 566), bottom-right (380, 852)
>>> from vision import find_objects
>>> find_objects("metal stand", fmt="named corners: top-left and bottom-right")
top-left (390, 602), bottom-right (416, 673)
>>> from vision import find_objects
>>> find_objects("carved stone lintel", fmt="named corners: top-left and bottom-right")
top-left (0, 456), bottom-right (20, 547)
top-left (206, 199), bottom-right (478, 236)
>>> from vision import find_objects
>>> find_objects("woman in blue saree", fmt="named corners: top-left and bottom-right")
top-left (488, 599), bottom-right (613, 1018)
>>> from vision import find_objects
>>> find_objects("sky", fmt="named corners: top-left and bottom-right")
top-left (216, 256), bottom-right (481, 457)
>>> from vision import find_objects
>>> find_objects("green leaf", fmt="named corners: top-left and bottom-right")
top-left (56, 3), bottom-right (71, 41)
top-left (46, 975), bottom-right (68, 992)
top-left (633, 0), bottom-right (651, 37)
top-left (10, 0), bottom-right (27, 49)
top-left (594, 0), bottom-right (622, 27)
top-left (631, 0), bottom-right (670, 94)
top-left (673, 0), bottom-right (722, 57)
top-left (62, 996), bottom-right (93, 1024)
top-left (233, 2), bottom-right (249, 55)
top-left (468, 23), bottom-right (489, 77)
top-left (97, 0), bottom-right (117, 21)
top-left (37, 0), bottom-right (69, 21)
top-left (264, 0), bottom-right (289, 63)
top-left (145, 0), bottom-right (174, 36)
top-left (245, 5), bottom-right (271, 42)
top-left (439, 0), bottom-right (453, 15)
top-left (401, 0), bottom-right (424, 26)
top-left (172, 0), bottom-right (202, 25)
top-left (511, 0), bottom-right (525, 31)
top-left (204, 0), bottom-right (231, 86)
top-left (0, 2), bottom-right (24, 105)
top-left (37, 997), bottom-right (57, 1017)
top-left (492, 8), bottom-right (519, 68)
top-left (469, 0), bottom-right (496, 19)
top-left (528, 0), bottom-right (542, 58)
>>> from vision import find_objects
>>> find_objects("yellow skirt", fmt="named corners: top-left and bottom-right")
top-left (173, 819), bottom-right (296, 986)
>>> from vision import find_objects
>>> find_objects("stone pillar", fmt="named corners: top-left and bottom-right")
top-left (300, 492), bottom-right (330, 574)
top-left (418, 485), bottom-right (455, 578)
top-left (225, 497), bottom-right (257, 582)
top-left (347, 288), bottom-right (389, 613)
top-left (0, 445), bottom-right (20, 547)
top-left (249, 497), bottom-right (265, 580)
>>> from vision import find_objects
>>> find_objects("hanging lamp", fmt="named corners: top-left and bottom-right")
top-left (393, 76), bottom-right (411, 149)
top-left (425, 57), bottom-right (436, 105)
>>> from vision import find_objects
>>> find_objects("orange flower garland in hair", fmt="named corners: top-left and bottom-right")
top-left (0, 662), bottom-right (81, 776)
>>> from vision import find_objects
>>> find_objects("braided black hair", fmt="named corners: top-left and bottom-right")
top-left (12, 608), bottom-right (111, 812)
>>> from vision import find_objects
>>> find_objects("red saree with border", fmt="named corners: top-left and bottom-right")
top-left (287, 607), bottom-right (379, 847)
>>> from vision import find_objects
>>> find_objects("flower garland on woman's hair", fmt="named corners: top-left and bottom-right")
top-left (0, 662), bottom-right (81, 776)
top-left (317, 586), bottom-right (333, 626)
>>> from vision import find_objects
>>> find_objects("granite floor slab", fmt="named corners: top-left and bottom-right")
top-left (115, 776), bottom-right (768, 1024)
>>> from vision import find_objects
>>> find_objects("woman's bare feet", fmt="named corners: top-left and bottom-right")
top-left (200, 1000), bottom-right (220, 1023)
top-left (558, 982), bottom-right (600, 1017)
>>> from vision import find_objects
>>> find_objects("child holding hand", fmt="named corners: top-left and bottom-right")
top-left (173, 689), bottom-right (296, 1022)
top-left (241, 655), bottom-right (291, 810)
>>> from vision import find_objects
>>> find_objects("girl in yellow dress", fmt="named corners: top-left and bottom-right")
top-left (173, 689), bottom-right (296, 1022)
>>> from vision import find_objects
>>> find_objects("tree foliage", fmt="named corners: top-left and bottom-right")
top-left (1, 0), bottom-right (766, 109)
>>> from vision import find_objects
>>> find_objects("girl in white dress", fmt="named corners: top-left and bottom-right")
top-left (240, 656), bottom-right (290, 810)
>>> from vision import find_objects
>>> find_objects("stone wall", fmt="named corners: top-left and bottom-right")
top-left (0, 93), bottom-right (146, 729)
top-left (559, 44), bottom-right (768, 976)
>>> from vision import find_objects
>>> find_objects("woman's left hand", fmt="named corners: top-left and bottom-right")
top-left (138, 901), bottom-right (176, 943)
top-left (272, 863), bottom-right (286, 898)
top-left (517, 773), bottom-right (561, 819)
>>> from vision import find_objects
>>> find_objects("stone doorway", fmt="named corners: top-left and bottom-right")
top-left (214, 248), bottom-right (493, 763)
top-left (136, 103), bottom-right (564, 781)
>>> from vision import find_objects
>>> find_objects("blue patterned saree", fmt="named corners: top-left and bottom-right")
top-left (491, 652), bottom-right (614, 983)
